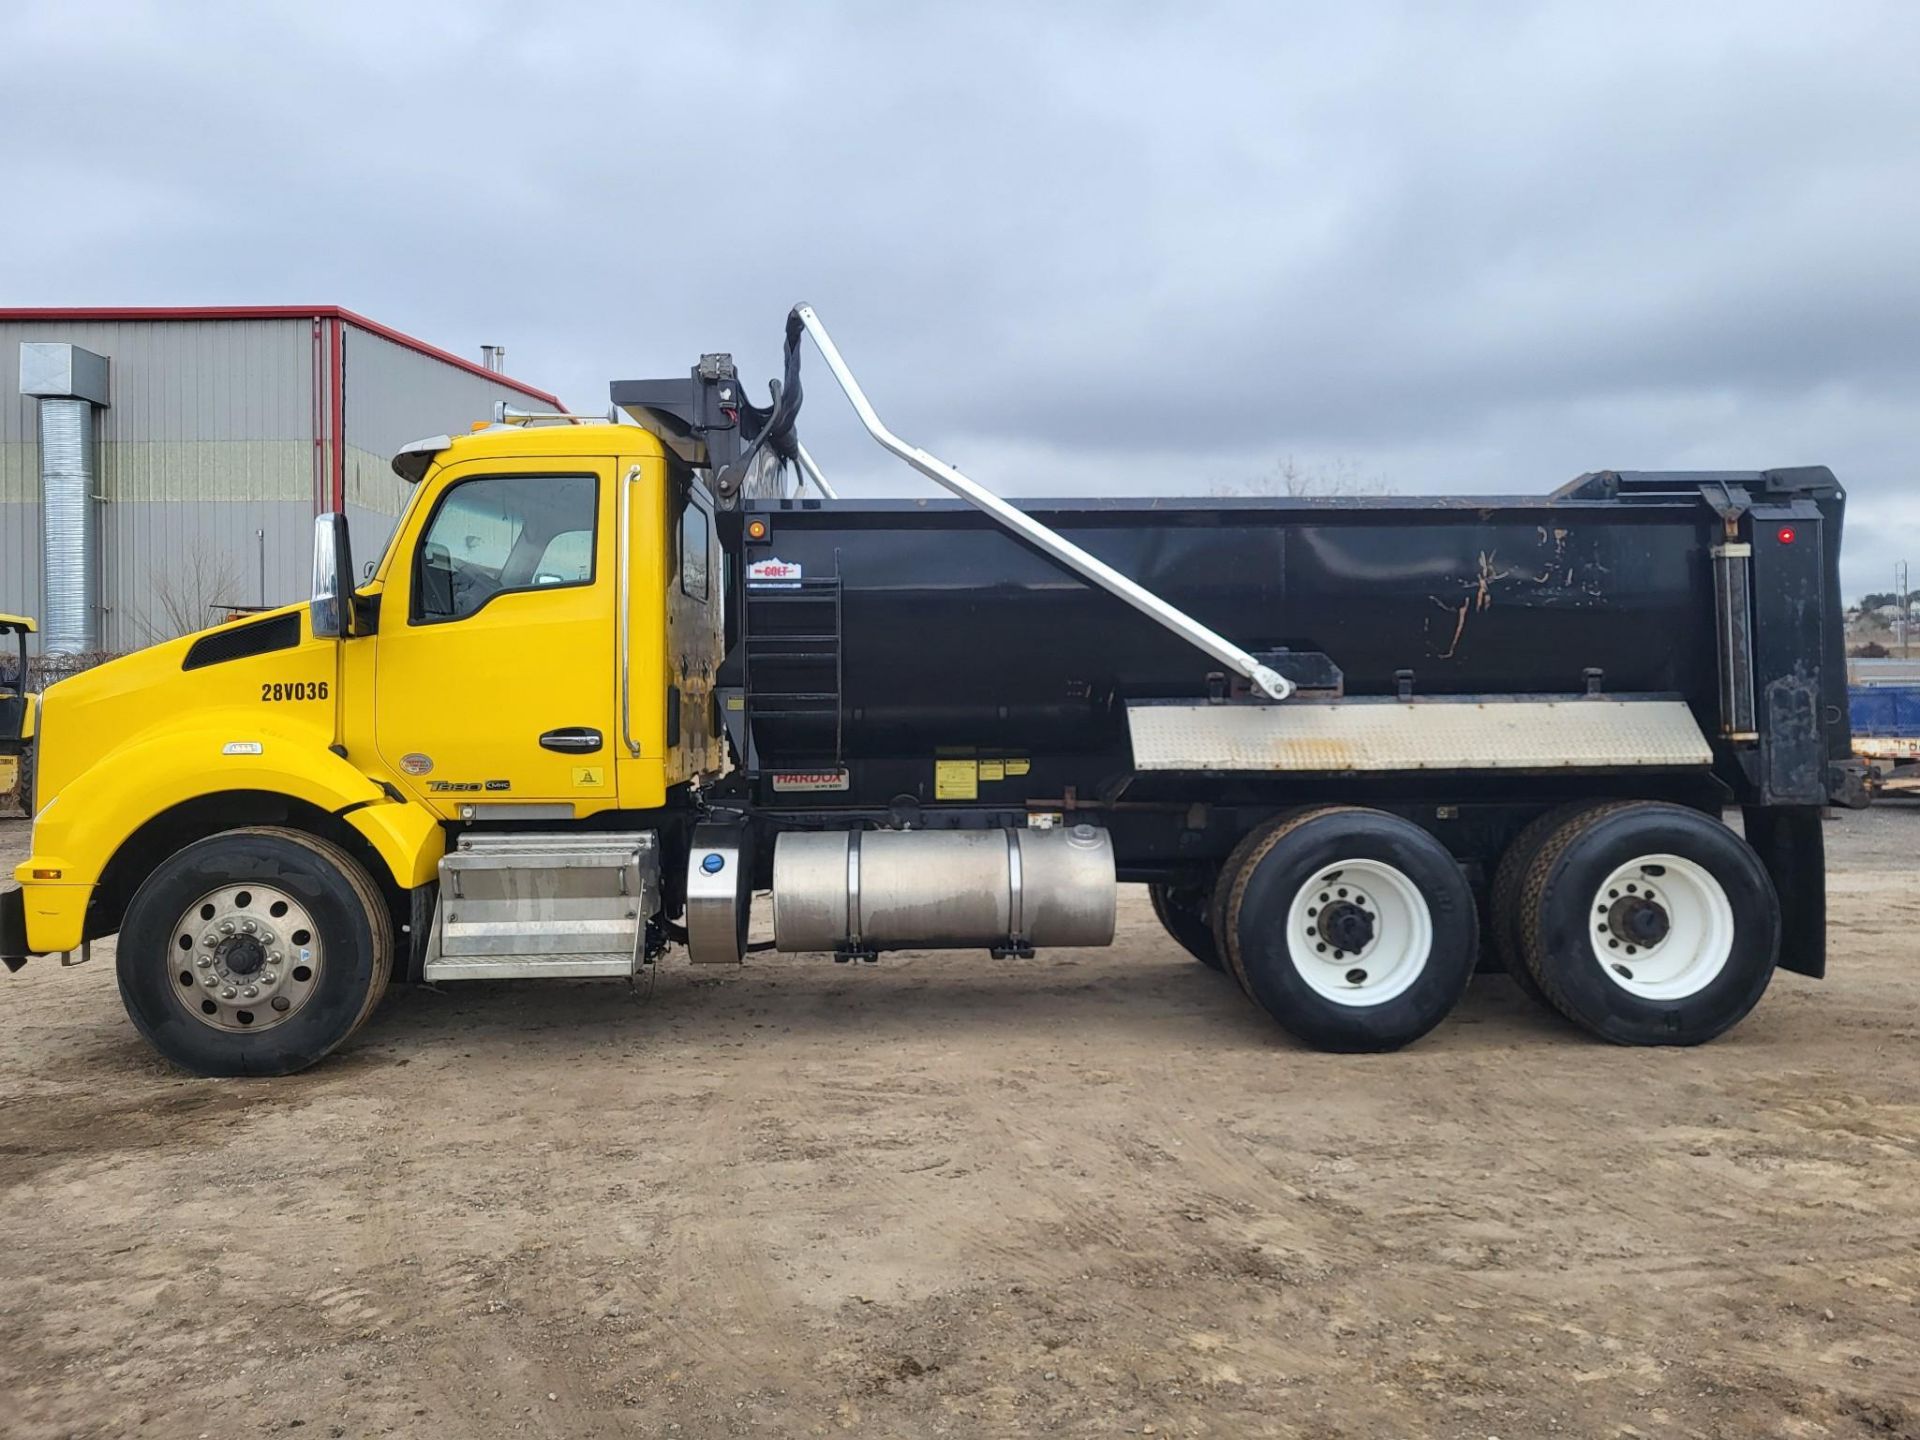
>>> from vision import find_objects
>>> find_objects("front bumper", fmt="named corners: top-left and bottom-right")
top-left (1, 887), bottom-right (27, 972)
top-left (3, 873), bottom-right (89, 960)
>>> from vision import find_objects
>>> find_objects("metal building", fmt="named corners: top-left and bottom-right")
top-left (0, 307), bottom-right (562, 656)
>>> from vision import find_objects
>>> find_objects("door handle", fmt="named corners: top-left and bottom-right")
top-left (539, 727), bottom-right (604, 753)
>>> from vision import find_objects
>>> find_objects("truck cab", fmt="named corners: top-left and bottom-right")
top-left (2, 419), bottom-right (725, 1071)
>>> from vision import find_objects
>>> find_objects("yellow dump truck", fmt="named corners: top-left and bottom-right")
top-left (0, 306), bottom-right (1856, 1077)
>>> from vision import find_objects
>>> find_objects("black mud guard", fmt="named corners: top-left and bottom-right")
top-left (1742, 805), bottom-right (1825, 979)
top-left (2, 887), bottom-right (29, 972)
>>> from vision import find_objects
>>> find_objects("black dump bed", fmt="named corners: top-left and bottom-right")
top-left (722, 467), bottom-right (1850, 816)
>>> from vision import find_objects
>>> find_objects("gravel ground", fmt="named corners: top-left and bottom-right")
top-left (2, 809), bottom-right (1917, 1439)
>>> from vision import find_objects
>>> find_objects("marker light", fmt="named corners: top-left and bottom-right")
top-left (1777, 526), bottom-right (1797, 545)
top-left (746, 519), bottom-right (769, 541)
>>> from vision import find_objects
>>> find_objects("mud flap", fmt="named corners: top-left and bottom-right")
top-left (1, 887), bottom-right (29, 972)
top-left (1742, 805), bottom-right (1825, 978)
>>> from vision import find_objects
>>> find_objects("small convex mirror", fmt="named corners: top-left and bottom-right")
top-left (309, 514), bottom-right (355, 638)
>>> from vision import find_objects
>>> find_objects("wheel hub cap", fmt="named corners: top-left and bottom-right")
top-left (217, 934), bottom-right (267, 976)
top-left (1606, 895), bottom-right (1670, 947)
top-left (1315, 900), bottom-right (1376, 954)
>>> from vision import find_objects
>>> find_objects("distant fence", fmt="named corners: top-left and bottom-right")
top-left (27, 652), bottom-right (120, 690)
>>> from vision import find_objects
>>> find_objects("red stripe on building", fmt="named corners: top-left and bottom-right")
top-left (0, 305), bottom-right (564, 408)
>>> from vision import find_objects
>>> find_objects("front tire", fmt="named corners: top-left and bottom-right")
top-left (1515, 803), bottom-right (1779, 1046)
top-left (117, 827), bottom-right (393, 1077)
top-left (1221, 807), bottom-right (1479, 1052)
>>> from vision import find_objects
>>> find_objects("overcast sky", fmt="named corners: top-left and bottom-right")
top-left (5, 0), bottom-right (1916, 598)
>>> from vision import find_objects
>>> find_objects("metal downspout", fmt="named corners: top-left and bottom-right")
top-left (19, 342), bottom-right (111, 655)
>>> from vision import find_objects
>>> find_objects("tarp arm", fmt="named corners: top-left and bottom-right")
top-left (787, 303), bottom-right (1292, 701)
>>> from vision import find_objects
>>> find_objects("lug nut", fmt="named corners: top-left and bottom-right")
top-left (241, 920), bottom-right (257, 934)
top-left (219, 920), bottom-right (235, 935)
top-left (220, 987), bottom-right (236, 999)
top-left (262, 972), bottom-right (277, 985)
top-left (202, 975), bottom-right (218, 987)
top-left (242, 986), bottom-right (259, 999)
top-left (195, 957), bottom-right (212, 968)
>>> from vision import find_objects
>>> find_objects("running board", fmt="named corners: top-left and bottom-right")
top-left (421, 832), bottom-right (659, 982)
top-left (1126, 697), bottom-right (1712, 773)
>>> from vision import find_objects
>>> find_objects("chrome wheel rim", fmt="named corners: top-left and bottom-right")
top-left (165, 884), bottom-right (322, 1033)
top-left (1588, 853), bottom-right (1733, 1000)
top-left (1284, 858), bottom-right (1432, 1006)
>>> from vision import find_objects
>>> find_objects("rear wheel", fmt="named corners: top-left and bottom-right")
top-left (1515, 802), bottom-right (1779, 1046)
top-left (1149, 880), bottom-right (1223, 969)
top-left (1489, 802), bottom-right (1616, 1013)
top-left (1221, 807), bottom-right (1479, 1052)
top-left (117, 827), bottom-right (393, 1077)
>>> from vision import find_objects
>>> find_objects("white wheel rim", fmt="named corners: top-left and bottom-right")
top-left (1588, 853), bottom-right (1732, 1000)
top-left (1283, 858), bottom-right (1432, 1006)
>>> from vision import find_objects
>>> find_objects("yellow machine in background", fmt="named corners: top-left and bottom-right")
top-left (0, 615), bottom-right (36, 816)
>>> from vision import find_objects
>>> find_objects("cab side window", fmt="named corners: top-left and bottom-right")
top-left (680, 500), bottom-right (710, 602)
top-left (414, 473), bottom-right (597, 624)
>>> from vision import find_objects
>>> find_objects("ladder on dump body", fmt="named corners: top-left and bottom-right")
top-left (742, 568), bottom-right (844, 772)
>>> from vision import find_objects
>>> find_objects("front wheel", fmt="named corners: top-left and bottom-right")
top-left (1220, 807), bottom-right (1480, 1052)
top-left (117, 827), bottom-right (393, 1077)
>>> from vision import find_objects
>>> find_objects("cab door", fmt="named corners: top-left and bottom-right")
top-left (374, 456), bottom-right (618, 816)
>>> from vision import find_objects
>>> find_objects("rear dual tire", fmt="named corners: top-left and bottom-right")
top-left (1511, 802), bottom-right (1779, 1046)
top-left (1216, 807), bottom-right (1480, 1052)
top-left (1149, 880), bottom-right (1224, 970)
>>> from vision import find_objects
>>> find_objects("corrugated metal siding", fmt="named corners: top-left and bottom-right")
top-left (342, 324), bottom-right (554, 521)
top-left (1, 318), bottom-right (316, 652)
top-left (1, 316), bottom-right (559, 654)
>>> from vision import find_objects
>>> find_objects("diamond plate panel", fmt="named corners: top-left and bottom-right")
top-left (1126, 699), bottom-right (1712, 772)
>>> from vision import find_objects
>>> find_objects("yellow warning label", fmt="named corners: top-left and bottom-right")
top-left (978, 759), bottom-right (1005, 782)
top-left (1005, 758), bottom-right (1031, 776)
top-left (935, 759), bottom-right (979, 800)
top-left (571, 765), bottom-right (606, 788)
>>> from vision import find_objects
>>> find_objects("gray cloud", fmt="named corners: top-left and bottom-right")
top-left (4, 0), bottom-right (1915, 594)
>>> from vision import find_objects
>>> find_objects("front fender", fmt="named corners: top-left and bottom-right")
top-left (17, 718), bottom-right (444, 938)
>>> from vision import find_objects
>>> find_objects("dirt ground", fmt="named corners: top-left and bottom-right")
top-left (2, 810), bottom-right (1918, 1440)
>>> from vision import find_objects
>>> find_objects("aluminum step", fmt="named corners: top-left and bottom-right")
top-left (421, 831), bottom-right (659, 981)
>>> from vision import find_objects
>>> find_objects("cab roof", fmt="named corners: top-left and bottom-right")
top-left (392, 420), bottom-right (665, 482)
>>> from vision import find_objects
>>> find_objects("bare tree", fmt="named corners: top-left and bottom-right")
top-left (1211, 455), bottom-right (1392, 497)
top-left (140, 537), bottom-right (249, 644)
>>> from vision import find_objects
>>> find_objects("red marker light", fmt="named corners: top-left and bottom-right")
top-left (1777, 526), bottom-right (1797, 545)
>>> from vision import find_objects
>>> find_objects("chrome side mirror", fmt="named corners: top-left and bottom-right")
top-left (310, 514), bottom-right (355, 639)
